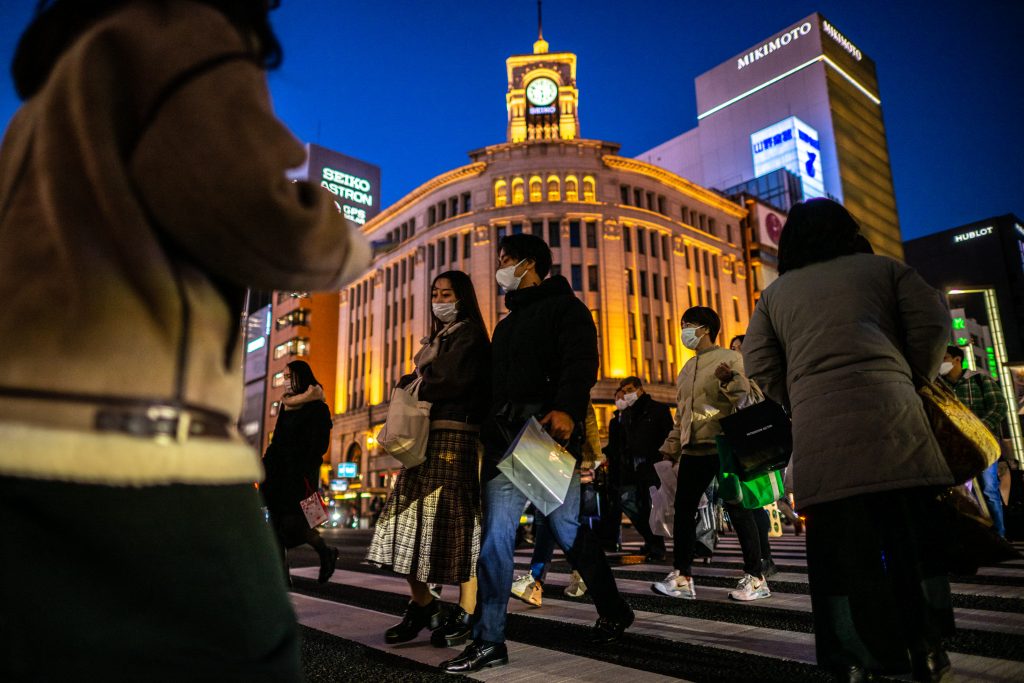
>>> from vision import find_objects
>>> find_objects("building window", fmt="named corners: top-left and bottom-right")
top-left (656, 316), bottom-right (664, 343)
top-left (565, 176), bottom-right (579, 202)
top-left (438, 239), bottom-right (446, 266)
top-left (727, 224), bottom-right (734, 243)
top-left (547, 176), bottom-right (561, 201)
top-left (438, 201), bottom-right (447, 221)
top-left (531, 220), bottom-right (544, 236)
top-left (571, 265), bottom-right (583, 292)
top-left (624, 226), bottom-right (633, 252)
top-left (703, 251), bottom-right (710, 275)
top-left (269, 400), bottom-right (281, 417)
top-left (529, 176), bottom-right (543, 202)
top-left (620, 185), bottom-right (630, 205)
top-left (428, 244), bottom-right (435, 270)
top-left (646, 191), bottom-right (655, 211)
top-left (626, 269), bottom-right (635, 296)
top-left (650, 231), bottom-right (659, 258)
top-left (585, 221), bottom-right (597, 248)
top-left (733, 297), bottom-right (741, 323)
top-left (494, 179), bottom-right (507, 207)
top-left (643, 314), bottom-right (651, 341)
top-left (550, 264), bottom-right (561, 278)
top-left (658, 360), bottom-right (666, 383)
top-left (427, 206), bottom-right (436, 226)
top-left (662, 235), bottom-right (670, 261)
top-left (681, 205), bottom-right (689, 224)
top-left (629, 314), bottom-right (637, 340)
top-left (511, 178), bottom-right (525, 205)
top-left (664, 276), bottom-right (672, 303)
top-left (583, 176), bottom-right (596, 202)
top-left (587, 264), bottom-right (599, 291)
top-left (652, 276), bottom-right (660, 300)
top-left (450, 235), bottom-right (458, 262)
top-left (708, 218), bottom-right (717, 235)
top-left (699, 214), bottom-right (707, 231)
top-left (694, 248), bottom-right (701, 274)
top-left (637, 227), bottom-right (646, 254)
top-left (273, 337), bottom-right (309, 359)
top-left (684, 245), bottom-right (691, 268)
top-left (463, 233), bottom-right (472, 259)
top-left (633, 187), bottom-right (643, 208)
top-left (275, 308), bottom-right (310, 330)
top-left (272, 371), bottom-right (286, 388)
top-left (639, 270), bottom-right (648, 297)
top-left (461, 192), bottom-right (472, 213)
top-left (449, 196), bottom-right (458, 217)
top-left (548, 221), bottom-right (561, 248)
top-left (657, 195), bottom-right (666, 215)
top-left (569, 220), bottom-right (581, 247)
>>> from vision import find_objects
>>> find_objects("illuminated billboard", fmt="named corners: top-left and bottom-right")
top-left (289, 144), bottom-right (381, 227)
top-left (751, 116), bottom-right (825, 199)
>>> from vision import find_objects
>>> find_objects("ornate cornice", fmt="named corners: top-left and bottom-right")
top-left (361, 162), bottom-right (488, 233)
top-left (601, 155), bottom-right (747, 218)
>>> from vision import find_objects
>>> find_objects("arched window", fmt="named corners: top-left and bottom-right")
top-left (494, 179), bottom-right (507, 208)
top-left (529, 176), bottom-right (543, 202)
top-left (547, 176), bottom-right (561, 201)
top-left (565, 175), bottom-right (579, 202)
top-left (511, 178), bottom-right (525, 205)
top-left (583, 175), bottom-right (596, 202)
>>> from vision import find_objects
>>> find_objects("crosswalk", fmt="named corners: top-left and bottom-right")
top-left (289, 533), bottom-right (1024, 681)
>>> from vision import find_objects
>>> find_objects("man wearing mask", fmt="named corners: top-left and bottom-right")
top-left (613, 377), bottom-right (673, 561)
top-left (940, 346), bottom-right (1008, 537)
top-left (442, 234), bottom-right (633, 674)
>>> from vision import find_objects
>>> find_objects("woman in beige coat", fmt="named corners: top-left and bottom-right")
top-left (743, 199), bottom-right (954, 682)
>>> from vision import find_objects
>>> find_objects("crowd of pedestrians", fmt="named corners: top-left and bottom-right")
top-left (2, 3), bottom-right (1016, 682)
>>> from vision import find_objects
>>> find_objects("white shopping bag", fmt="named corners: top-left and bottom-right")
top-left (378, 377), bottom-right (431, 468)
top-left (300, 489), bottom-right (328, 528)
top-left (497, 417), bottom-right (576, 516)
top-left (649, 459), bottom-right (678, 538)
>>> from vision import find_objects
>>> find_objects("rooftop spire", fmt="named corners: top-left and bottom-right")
top-left (533, 0), bottom-right (549, 53)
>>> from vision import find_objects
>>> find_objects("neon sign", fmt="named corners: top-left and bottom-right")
top-left (737, 22), bottom-right (813, 70)
top-left (751, 116), bottom-right (825, 199)
top-left (952, 226), bottom-right (994, 244)
top-left (821, 20), bottom-right (862, 62)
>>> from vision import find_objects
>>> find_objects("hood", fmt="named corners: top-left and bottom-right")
top-left (504, 275), bottom-right (574, 311)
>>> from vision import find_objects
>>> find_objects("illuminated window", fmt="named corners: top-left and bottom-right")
top-left (583, 176), bottom-right (596, 202)
top-left (529, 176), bottom-right (543, 202)
top-left (511, 178), bottom-right (525, 205)
top-left (276, 308), bottom-right (310, 330)
top-left (273, 337), bottom-right (310, 359)
top-left (547, 176), bottom-right (561, 201)
top-left (565, 176), bottom-right (578, 202)
top-left (269, 401), bottom-right (281, 417)
top-left (494, 179), bottom-right (507, 208)
top-left (272, 372), bottom-right (286, 388)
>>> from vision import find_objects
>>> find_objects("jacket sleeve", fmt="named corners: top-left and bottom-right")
top-left (894, 262), bottom-right (950, 381)
top-left (418, 325), bottom-right (489, 403)
top-left (659, 380), bottom-right (684, 460)
top-left (551, 298), bottom-right (599, 422)
top-left (129, 57), bottom-right (370, 292)
top-left (976, 375), bottom-right (1008, 434)
top-left (719, 353), bottom-right (752, 406)
top-left (743, 297), bottom-right (789, 408)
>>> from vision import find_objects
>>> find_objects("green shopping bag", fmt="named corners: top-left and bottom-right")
top-left (716, 435), bottom-right (785, 510)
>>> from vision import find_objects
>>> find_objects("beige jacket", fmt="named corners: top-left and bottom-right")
top-left (659, 346), bottom-right (751, 458)
top-left (0, 2), bottom-right (369, 485)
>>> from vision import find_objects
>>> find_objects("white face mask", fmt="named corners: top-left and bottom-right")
top-left (682, 326), bottom-right (703, 350)
top-left (614, 398), bottom-right (628, 411)
top-left (622, 391), bottom-right (639, 408)
top-left (432, 301), bottom-right (459, 323)
top-left (939, 361), bottom-right (954, 376)
top-left (495, 260), bottom-right (527, 292)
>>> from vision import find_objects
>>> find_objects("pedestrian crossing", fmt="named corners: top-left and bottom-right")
top-left (289, 532), bottom-right (1024, 682)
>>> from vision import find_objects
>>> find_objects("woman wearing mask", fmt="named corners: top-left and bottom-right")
top-left (651, 306), bottom-right (772, 601)
top-left (261, 361), bottom-right (337, 585)
top-left (367, 270), bottom-right (490, 648)
top-left (743, 198), bottom-right (953, 682)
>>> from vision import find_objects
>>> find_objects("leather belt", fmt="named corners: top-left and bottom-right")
top-left (95, 405), bottom-right (232, 442)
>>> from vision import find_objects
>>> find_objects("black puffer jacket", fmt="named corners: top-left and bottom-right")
top-left (416, 321), bottom-right (491, 424)
top-left (484, 276), bottom-right (598, 473)
top-left (261, 399), bottom-right (332, 515)
top-left (615, 393), bottom-right (674, 488)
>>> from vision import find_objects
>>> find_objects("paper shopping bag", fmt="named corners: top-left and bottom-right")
top-left (300, 489), bottom-right (328, 528)
top-left (497, 417), bottom-right (575, 516)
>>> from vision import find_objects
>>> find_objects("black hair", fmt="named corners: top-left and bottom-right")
top-left (498, 233), bottom-right (552, 280)
top-left (430, 270), bottom-right (488, 340)
top-left (730, 334), bottom-right (745, 350)
top-left (12, 0), bottom-right (283, 100)
top-left (286, 360), bottom-right (320, 395)
top-left (619, 376), bottom-right (643, 390)
top-left (946, 346), bottom-right (965, 361)
top-left (777, 198), bottom-right (863, 275)
top-left (682, 306), bottom-right (721, 342)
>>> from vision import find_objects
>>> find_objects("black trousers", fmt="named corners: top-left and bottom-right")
top-left (726, 503), bottom-right (772, 576)
top-left (672, 455), bottom-right (721, 574)
top-left (619, 483), bottom-right (665, 552)
top-left (804, 487), bottom-right (954, 675)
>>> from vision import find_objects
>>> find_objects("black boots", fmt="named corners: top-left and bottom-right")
top-left (317, 546), bottom-right (339, 584)
top-left (385, 599), bottom-right (441, 644)
top-left (431, 606), bottom-right (473, 648)
top-left (912, 649), bottom-right (952, 682)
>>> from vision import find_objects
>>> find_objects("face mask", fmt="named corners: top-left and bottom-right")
top-left (622, 391), bottom-right (639, 407)
top-left (682, 327), bottom-right (703, 350)
top-left (432, 301), bottom-right (459, 323)
top-left (495, 260), bottom-right (527, 292)
top-left (614, 398), bottom-right (628, 411)
top-left (939, 361), bottom-right (954, 376)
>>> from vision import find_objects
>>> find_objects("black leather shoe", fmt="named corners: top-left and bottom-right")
top-left (440, 641), bottom-right (509, 674)
top-left (644, 551), bottom-right (667, 563)
top-left (912, 649), bottom-right (951, 682)
top-left (317, 546), bottom-right (339, 584)
top-left (841, 665), bottom-right (876, 682)
top-left (385, 599), bottom-right (441, 644)
top-left (589, 606), bottom-right (635, 644)
top-left (431, 606), bottom-right (473, 648)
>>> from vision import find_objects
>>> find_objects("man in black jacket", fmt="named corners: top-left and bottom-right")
top-left (442, 234), bottom-right (633, 674)
top-left (612, 377), bottom-right (674, 561)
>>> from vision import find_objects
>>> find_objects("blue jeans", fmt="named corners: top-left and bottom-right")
top-left (530, 512), bottom-right (556, 582)
top-left (979, 461), bottom-right (1006, 537)
top-left (473, 472), bottom-right (628, 644)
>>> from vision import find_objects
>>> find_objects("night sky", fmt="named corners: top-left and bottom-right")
top-left (1, 1), bottom-right (1021, 241)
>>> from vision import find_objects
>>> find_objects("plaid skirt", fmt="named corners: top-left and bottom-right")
top-left (366, 428), bottom-right (481, 584)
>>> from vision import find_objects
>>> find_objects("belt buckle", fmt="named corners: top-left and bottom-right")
top-left (147, 405), bottom-right (191, 444)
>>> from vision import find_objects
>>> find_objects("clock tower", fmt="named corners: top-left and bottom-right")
top-left (505, 24), bottom-right (579, 143)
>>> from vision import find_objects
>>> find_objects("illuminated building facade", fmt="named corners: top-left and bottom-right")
top-left (332, 33), bottom-right (750, 500)
top-left (904, 214), bottom-right (1024, 465)
top-left (638, 13), bottom-right (904, 259)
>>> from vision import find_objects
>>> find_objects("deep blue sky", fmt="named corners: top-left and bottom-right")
top-left (1, 1), bottom-right (1022, 240)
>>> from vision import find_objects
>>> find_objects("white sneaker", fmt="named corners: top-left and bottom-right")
top-left (428, 583), bottom-right (443, 599)
top-left (729, 574), bottom-right (771, 601)
top-left (564, 570), bottom-right (588, 597)
top-left (510, 574), bottom-right (536, 599)
top-left (651, 570), bottom-right (696, 599)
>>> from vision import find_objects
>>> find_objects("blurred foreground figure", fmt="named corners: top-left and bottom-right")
top-left (0, 1), bottom-right (369, 680)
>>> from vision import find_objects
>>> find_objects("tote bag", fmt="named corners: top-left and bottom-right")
top-left (716, 435), bottom-right (785, 509)
top-left (300, 479), bottom-right (328, 528)
top-left (378, 377), bottom-right (432, 469)
top-left (718, 398), bottom-right (792, 479)
top-left (917, 378), bottom-right (1000, 484)
top-left (497, 417), bottom-right (576, 516)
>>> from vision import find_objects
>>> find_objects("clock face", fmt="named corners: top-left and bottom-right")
top-left (526, 77), bottom-right (558, 106)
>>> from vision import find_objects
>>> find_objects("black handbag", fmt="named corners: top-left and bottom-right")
top-left (718, 399), bottom-right (792, 480)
